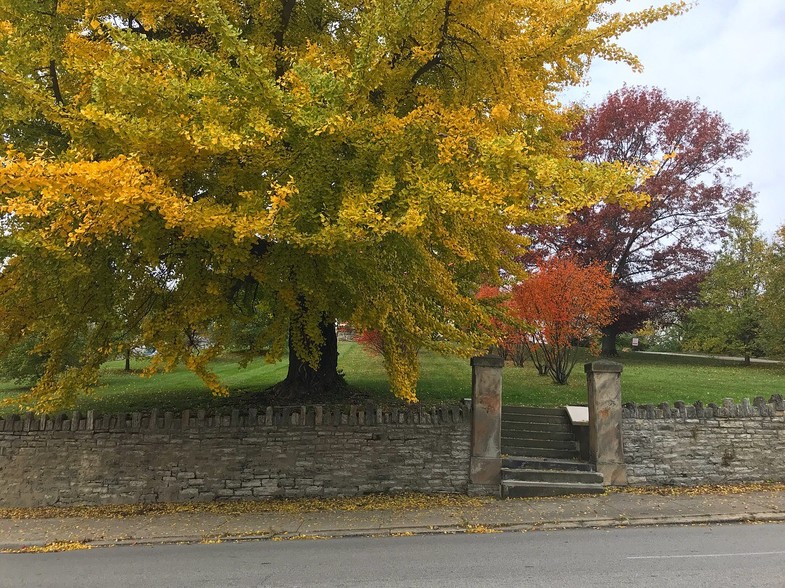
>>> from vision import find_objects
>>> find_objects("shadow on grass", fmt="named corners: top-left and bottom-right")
top-left (2, 344), bottom-right (784, 414)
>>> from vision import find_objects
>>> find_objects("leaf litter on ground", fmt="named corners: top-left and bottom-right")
top-left (5, 483), bottom-right (785, 521)
top-left (3, 541), bottom-right (92, 554)
top-left (0, 492), bottom-right (491, 521)
top-left (609, 481), bottom-right (785, 496)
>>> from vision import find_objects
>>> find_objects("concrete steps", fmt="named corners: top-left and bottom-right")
top-left (502, 407), bottom-right (580, 461)
top-left (501, 429), bottom-right (575, 442)
top-left (502, 421), bottom-right (573, 433)
top-left (502, 413), bottom-right (572, 425)
top-left (501, 467), bottom-right (603, 485)
top-left (501, 406), bottom-right (604, 498)
top-left (501, 445), bottom-right (581, 460)
top-left (502, 436), bottom-right (578, 451)
top-left (503, 456), bottom-right (595, 472)
top-left (501, 479), bottom-right (605, 498)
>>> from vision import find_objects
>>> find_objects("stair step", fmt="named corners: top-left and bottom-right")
top-left (502, 407), bottom-right (567, 416)
top-left (500, 429), bottom-right (575, 442)
top-left (501, 468), bottom-right (604, 485)
top-left (501, 437), bottom-right (578, 451)
top-left (501, 413), bottom-right (570, 425)
top-left (502, 421), bottom-right (573, 433)
top-left (502, 480), bottom-right (606, 498)
top-left (503, 457), bottom-right (595, 472)
top-left (500, 446), bottom-right (580, 460)
top-left (501, 405), bottom-right (585, 470)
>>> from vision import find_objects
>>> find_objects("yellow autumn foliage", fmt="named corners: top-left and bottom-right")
top-left (0, 0), bottom-right (685, 411)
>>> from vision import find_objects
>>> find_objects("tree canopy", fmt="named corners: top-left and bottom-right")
top-left (530, 86), bottom-right (754, 355)
top-left (0, 0), bottom-right (683, 412)
top-left (762, 225), bottom-right (785, 357)
top-left (684, 205), bottom-right (766, 364)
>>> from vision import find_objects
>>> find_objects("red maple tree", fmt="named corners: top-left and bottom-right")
top-left (475, 285), bottom-right (528, 366)
top-left (530, 86), bottom-right (754, 355)
top-left (508, 258), bottom-right (617, 384)
top-left (357, 329), bottom-right (386, 355)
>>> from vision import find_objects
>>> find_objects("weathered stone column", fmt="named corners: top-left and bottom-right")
top-left (470, 355), bottom-right (503, 494)
top-left (585, 360), bottom-right (627, 485)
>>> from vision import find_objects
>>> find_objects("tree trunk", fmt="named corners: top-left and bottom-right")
top-left (124, 347), bottom-right (132, 372)
top-left (743, 353), bottom-right (751, 366)
top-left (276, 315), bottom-right (345, 401)
top-left (600, 326), bottom-right (619, 357)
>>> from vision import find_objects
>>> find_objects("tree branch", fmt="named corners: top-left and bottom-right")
top-left (48, 60), bottom-right (64, 106)
top-left (411, 0), bottom-right (451, 86)
top-left (274, 0), bottom-right (297, 79)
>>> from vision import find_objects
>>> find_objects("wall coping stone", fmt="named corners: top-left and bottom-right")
top-left (622, 395), bottom-right (785, 420)
top-left (584, 360), bottom-right (623, 374)
top-left (0, 403), bottom-right (470, 434)
top-left (470, 355), bottom-right (504, 368)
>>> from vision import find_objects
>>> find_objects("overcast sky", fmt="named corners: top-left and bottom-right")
top-left (564, 0), bottom-right (785, 237)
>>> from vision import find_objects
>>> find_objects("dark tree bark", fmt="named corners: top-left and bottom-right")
top-left (274, 315), bottom-right (345, 401)
top-left (600, 325), bottom-right (619, 357)
top-left (124, 347), bottom-right (132, 372)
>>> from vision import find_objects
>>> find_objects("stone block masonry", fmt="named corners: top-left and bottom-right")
top-left (623, 395), bottom-right (785, 486)
top-left (0, 404), bottom-right (470, 508)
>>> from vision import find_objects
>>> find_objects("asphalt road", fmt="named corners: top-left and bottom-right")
top-left (3, 523), bottom-right (785, 587)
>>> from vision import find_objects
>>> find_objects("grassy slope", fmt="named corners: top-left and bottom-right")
top-left (1, 343), bottom-right (783, 413)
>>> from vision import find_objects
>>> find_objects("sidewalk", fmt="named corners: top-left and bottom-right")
top-left (2, 488), bottom-right (785, 551)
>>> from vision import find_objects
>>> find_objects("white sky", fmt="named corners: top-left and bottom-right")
top-left (564, 0), bottom-right (785, 237)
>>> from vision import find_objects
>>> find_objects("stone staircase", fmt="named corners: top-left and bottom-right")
top-left (501, 406), bottom-right (604, 498)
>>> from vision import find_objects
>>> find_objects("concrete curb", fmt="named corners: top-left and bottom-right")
top-left (3, 511), bottom-right (785, 552)
top-left (499, 511), bottom-right (785, 532)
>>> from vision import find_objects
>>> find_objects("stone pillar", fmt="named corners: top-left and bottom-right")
top-left (585, 360), bottom-right (627, 485)
top-left (470, 355), bottom-right (503, 493)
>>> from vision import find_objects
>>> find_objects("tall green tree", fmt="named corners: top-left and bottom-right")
top-left (684, 205), bottom-right (766, 364)
top-left (761, 225), bottom-right (785, 357)
top-left (0, 0), bottom-right (683, 411)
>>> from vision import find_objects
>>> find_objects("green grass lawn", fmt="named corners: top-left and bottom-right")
top-left (1, 343), bottom-right (783, 414)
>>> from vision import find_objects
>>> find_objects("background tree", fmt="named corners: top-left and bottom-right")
top-left (0, 335), bottom-right (78, 385)
top-left (760, 225), bottom-right (785, 357)
top-left (683, 205), bottom-right (766, 364)
top-left (0, 1), bottom-right (682, 411)
top-left (357, 330), bottom-right (387, 357)
top-left (531, 86), bottom-right (754, 355)
top-left (474, 285), bottom-right (527, 367)
top-left (507, 258), bottom-right (617, 384)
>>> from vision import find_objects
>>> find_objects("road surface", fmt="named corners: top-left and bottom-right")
top-left (2, 523), bottom-right (785, 587)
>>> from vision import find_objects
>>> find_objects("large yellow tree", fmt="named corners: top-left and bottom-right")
top-left (0, 0), bottom-right (683, 411)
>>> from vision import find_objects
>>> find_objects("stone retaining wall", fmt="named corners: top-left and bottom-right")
top-left (622, 395), bottom-right (785, 486)
top-left (0, 404), bottom-right (470, 507)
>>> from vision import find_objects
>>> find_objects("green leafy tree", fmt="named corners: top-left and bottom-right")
top-left (761, 225), bottom-right (785, 357)
top-left (684, 205), bottom-right (766, 364)
top-left (0, 335), bottom-right (75, 385)
top-left (0, 0), bottom-right (683, 411)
